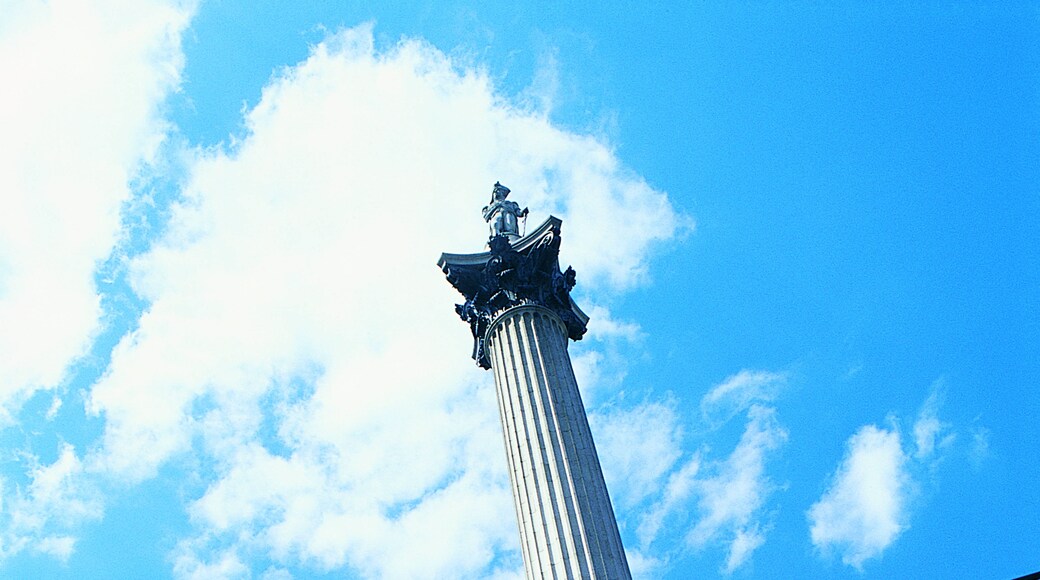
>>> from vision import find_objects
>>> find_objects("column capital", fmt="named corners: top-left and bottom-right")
top-left (439, 216), bottom-right (589, 369)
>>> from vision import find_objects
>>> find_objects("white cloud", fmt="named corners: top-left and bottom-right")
top-left (912, 383), bottom-right (954, 461)
top-left (807, 382), bottom-right (962, 570)
top-left (700, 369), bottom-right (787, 425)
top-left (80, 24), bottom-right (679, 577)
top-left (687, 404), bottom-right (787, 574)
top-left (32, 535), bottom-right (78, 562)
top-left (592, 400), bottom-right (684, 511)
top-left (172, 544), bottom-right (249, 580)
top-left (969, 419), bottom-right (990, 469)
top-left (636, 454), bottom-right (701, 551)
top-left (583, 304), bottom-right (644, 343)
top-left (0, 0), bottom-right (194, 409)
top-left (260, 568), bottom-right (294, 580)
top-left (598, 370), bottom-right (788, 575)
top-left (725, 527), bottom-right (765, 575)
top-left (568, 306), bottom-right (647, 404)
top-left (1, 444), bottom-right (103, 560)
top-left (624, 549), bottom-right (666, 579)
top-left (45, 396), bottom-right (63, 421)
top-left (807, 424), bottom-right (908, 569)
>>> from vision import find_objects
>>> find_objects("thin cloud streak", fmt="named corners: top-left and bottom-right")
top-left (700, 369), bottom-right (787, 426)
top-left (687, 404), bottom-right (787, 574)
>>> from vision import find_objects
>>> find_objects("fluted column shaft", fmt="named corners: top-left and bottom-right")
top-left (487, 305), bottom-right (631, 580)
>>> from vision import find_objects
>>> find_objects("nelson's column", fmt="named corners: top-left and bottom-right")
top-left (438, 182), bottom-right (631, 579)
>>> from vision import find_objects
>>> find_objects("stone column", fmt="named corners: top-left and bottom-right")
top-left (440, 210), bottom-right (631, 579)
top-left (487, 305), bottom-right (630, 580)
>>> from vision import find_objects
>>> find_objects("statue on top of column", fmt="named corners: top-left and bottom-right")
top-left (440, 188), bottom-right (588, 368)
top-left (482, 182), bottom-right (528, 241)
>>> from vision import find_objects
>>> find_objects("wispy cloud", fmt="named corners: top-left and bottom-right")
top-left (912, 382), bottom-right (954, 461)
top-left (695, 369), bottom-right (789, 573)
top-left (969, 419), bottom-right (990, 469)
top-left (700, 369), bottom-right (787, 425)
top-left (592, 400), bottom-right (684, 511)
top-left (687, 404), bottom-right (787, 573)
top-left (597, 369), bottom-right (788, 575)
top-left (635, 451), bottom-right (700, 552)
top-left (1, 444), bottom-right (102, 561)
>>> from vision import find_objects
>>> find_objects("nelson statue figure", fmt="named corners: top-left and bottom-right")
top-left (482, 182), bottom-right (528, 243)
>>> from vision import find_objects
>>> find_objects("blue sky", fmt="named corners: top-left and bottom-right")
top-left (0, 1), bottom-right (1037, 578)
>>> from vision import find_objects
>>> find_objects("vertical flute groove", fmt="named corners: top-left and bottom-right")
top-left (504, 318), bottom-right (548, 578)
top-left (492, 330), bottom-right (535, 579)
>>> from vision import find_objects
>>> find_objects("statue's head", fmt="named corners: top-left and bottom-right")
top-left (491, 181), bottom-right (511, 202)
